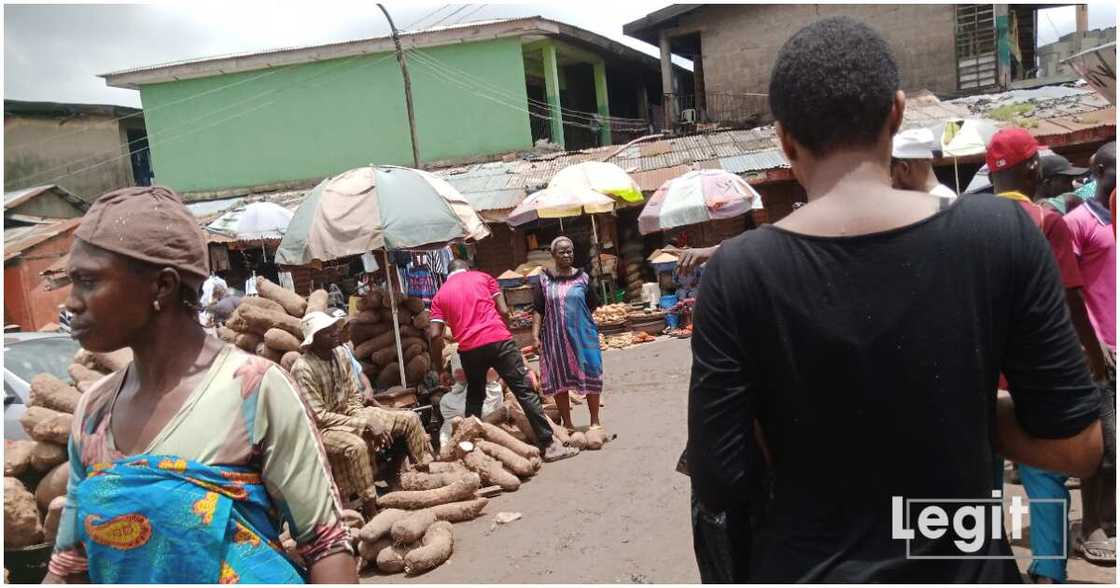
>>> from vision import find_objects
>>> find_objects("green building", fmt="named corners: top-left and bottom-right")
top-left (101, 17), bottom-right (672, 197)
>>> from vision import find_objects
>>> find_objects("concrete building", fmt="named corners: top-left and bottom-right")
top-left (4, 100), bottom-right (150, 202)
top-left (623, 4), bottom-right (1066, 128)
top-left (1038, 27), bottom-right (1116, 80)
top-left (100, 17), bottom-right (674, 199)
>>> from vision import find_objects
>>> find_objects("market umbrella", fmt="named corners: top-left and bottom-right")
top-left (208, 201), bottom-right (294, 240)
top-left (547, 161), bottom-right (644, 203)
top-left (505, 187), bottom-right (616, 227)
top-left (276, 165), bottom-right (491, 388)
top-left (638, 169), bottom-right (763, 235)
top-left (939, 119), bottom-right (998, 192)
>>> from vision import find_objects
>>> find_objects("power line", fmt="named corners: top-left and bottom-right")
top-left (447, 4), bottom-right (486, 26)
top-left (425, 5), bottom-right (471, 29)
top-left (403, 4), bottom-right (450, 30)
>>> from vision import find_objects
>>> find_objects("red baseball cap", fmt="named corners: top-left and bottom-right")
top-left (986, 128), bottom-right (1042, 172)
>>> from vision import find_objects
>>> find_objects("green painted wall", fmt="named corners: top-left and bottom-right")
top-left (139, 38), bottom-right (533, 193)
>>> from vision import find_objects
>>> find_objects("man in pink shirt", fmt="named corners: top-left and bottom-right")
top-left (1065, 141), bottom-right (1116, 566)
top-left (429, 259), bottom-right (578, 462)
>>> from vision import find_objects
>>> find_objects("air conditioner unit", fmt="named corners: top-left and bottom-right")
top-left (681, 108), bottom-right (697, 123)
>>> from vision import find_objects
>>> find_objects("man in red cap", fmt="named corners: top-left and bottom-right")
top-left (988, 127), bottom-right (1109, 582)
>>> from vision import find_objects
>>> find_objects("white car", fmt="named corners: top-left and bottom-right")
top-left (4, 333), bottom-right (81, 441)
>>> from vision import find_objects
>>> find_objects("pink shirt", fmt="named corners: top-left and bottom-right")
top-left (1065, 201), bottom-right (1116, 351)
top-left (430, 270), bottom-right (511, 352)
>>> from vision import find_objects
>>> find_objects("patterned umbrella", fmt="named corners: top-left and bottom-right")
top-left (638, 169), bottom-right (762, 235)
top-left (275, 165), bottom-right (490, 265)
top-left (208, 201), bottom-right (293, 240)
top-left (547, 161), bottom-right (643, 204)
top-left (505, 187), bottom-right (616, 228)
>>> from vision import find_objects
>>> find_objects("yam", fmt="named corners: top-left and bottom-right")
top-left (358, 508), bottom-right (410, 543)
top-left (236, 305), bottom-right (304, 339)
top-left (376, 474), bottom-right (481, 510)
top-left (426, 461), bottom-right (468, 475)
top-left (256, 276), bottom-right (307, 317)
top-left (507, 400), bottom-right (541, 445)
top-left (438, 417), bottom-right (486, 461)
top-left (264, 328), bottom-right (301, 353)
top-left (477, 439), bottom-right (535, 478)
top-left (411, 311), bottom-right (430, 331)
top-left (67, 363), bottom-right (103, 386)
top-left (585, 428), bottom-right (608, 450)
top-left (399, 471), bottom-right (462, 491)
top-left (427, 497), bottom-right (489, 523)
top-left (20, 406), bottom-right (63, 440)
top-left (306, 289), bottom-right (330, 315)
top-left (391, 510), bottom-right (437, 545)
top-left (545, 415), bottom-right (571, 446)
top-left (355, 329), bottom-right (396, 359)
top-left (87, 348), bottom-right (133, 373)
top-left (77, 380), bottom-right (99, 395)
top-left (500, 423), bottom-right (531, 445)
top-left (404, 343), bottom-right (425, 362)
top-left (376, 543), bottom-right (411, 574)
top-left (29, 374), bottom-right (81, 414)
top-left (370, 346), bottom-right (399, 368)
top-left (529, 456), bottom-right (542, 472)
top-left (350, 322), bottom-right (384, 347)
top-left (365, 288), bottom-right (384, 311)
top-left (4, 477), bottom-right (43, 548)
top-left (238, 296), bottom-right (286, 315)
top-left (30, 442), bottom-right (67, 472)
top-left (403, 521), bottom-right (453, 576)
top-left (381, 308), bottom-right (413, 327)
top-left (280, 351), bottom-right (301, 372)
top-left (375, 366), bottom-right (401, 388)
top-left (358, 536), bottom-right (391, 563)
top-left (400, 297), bottom-right (425, 315)
top-left (351, 310), bottom-right (382, 326)
top-left (462, 448), bottom-right (520, 492)
top-left (36, 461), bottom-right (69, 511)
top-left (406, 354), bottom-right (430, 384)
top-left (569, 431), bottom-right (588, 450)
top-left (4, 440), bottom-right (34, 477)
top-left (216, 326), bottom-right (238, 343)
top-left (359, 360), bottom-right (379, 379)
top-left (44, 496), bottom-right (66, 545)
top-left (480, 422), bottom-right (540, 461)
top-left (234, 331), bottom-right (262, 352)
top-left (255, 343), bottom-right (284, 364)
top-left (341, 509), bottom-right (365, 530)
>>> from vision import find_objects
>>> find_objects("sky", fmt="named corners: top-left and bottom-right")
top-left (4, 1), bottom-right (1117, 109)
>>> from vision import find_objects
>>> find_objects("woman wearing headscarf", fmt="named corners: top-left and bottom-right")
top-left (531, 236), bottom-right (604, 429)
top-left (43, 187), bottom-right (357, 584)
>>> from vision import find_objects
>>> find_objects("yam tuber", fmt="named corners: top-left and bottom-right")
top-left (30, 442), bottom-right (67, 472)
top-left (4, 440), bottom-right (34, 477)
top-left (29, 374), bottom-right (81, 414)
top-left (426, 461), bottom-right (468, 475)
top-left (376, 474), bottom-right (480, 510)
top-left (68, 363), bottom-right (103, 386)
top-left (256, 276), bottom-right (307, 317)
top-left (358, 536), bottom-right (391, 563)
top-left (404, 343), bottom-right (425, 362)
top-left (255, 343), bottom-right (284, 364)
top-left (376, 543), bottom-right (412, 574)
top-left (340, 509), bottom-right (365, 530)
top-left (236, 305), bottom-right (304, 339)
top-left (405, 354), bottom-right (430, 384)
top-left (20, 406), bottom-right (62, 439)
top-left (217, 326), bottom-right (238, 343)
top-left (427, 498), bottom-right (489, 523)
top-left (306, 290), bottom-right (329, 315)
top-left (480, 422), bottom-right (540, 460)
top-left (500, 423), bottom-right (531, 445)
top-left (400, 297), bottom-right (425, 315)
top-left (411, 311), bottom-right (430, 330)
top-left (462, 447), bottom-right (520, 492)
top-left (234, 331), bottom-right (262, 352)
top-left (350, 310), bottom-right (381, 326)
top-left (375, 366), bottom-right (401, 388)
top-left (44, 496), bottom-right (66, 545)
top-left (403, 521), bottom-right (453, 576)
top-left (400, 471), bottom-right (461, 491)
top-left (390, 510), bottom-right (437, 545)
top-left (545, 415), bottom-right (571, 446)
top-left (350, 322), bottom-right (383, 348)
top-left (238, 296), bottom-right (286, 315)
top-left (358, 509), bottom-right (410, 543)
top-left (264, 328), bottom-right (301, 353)
top-left (36, 461), bottom-right (69, 511)
top-left (4, 477), bottom-right (43, 548)
top-left (280, 351), bottom-right (301, 372)
top-left (585, 428), bottom-right (609, 450)
top-left (477, 440), bottom-right (535, 478)
top-left (87, 348), bottom-right (133, 373)
top-left (568, 431), bottom-right (588, 450)
top-left (438, 417), bottom-right (485, 461)
top-left (32, 412), bottom-right (73, 445)
top-left (355, 329), bottom-right (396, 359)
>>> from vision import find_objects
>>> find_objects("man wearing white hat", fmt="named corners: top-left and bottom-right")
top-left (891, 128), bottom-right (957, 201)
top-left (290, 311), bottom-right (432, 516)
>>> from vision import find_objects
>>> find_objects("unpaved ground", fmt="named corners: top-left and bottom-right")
top-left (362, 337), bottom-right (1115, 584)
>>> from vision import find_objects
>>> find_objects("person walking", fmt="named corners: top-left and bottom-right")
top-left (44, 186), bottom-right (356, 584)
top-left (687, 17), bottom-right (1102, 582)
top-left (531, 237), bottom-right (604, 430)
top-left (429, 259), bottom-right (577, 462)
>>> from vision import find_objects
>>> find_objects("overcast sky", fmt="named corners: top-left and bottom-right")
top-left (4, 2), bottom-right (1117, 108)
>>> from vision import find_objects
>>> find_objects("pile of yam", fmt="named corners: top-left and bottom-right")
top-left (348, 286), bottom-right (432, 390)
top-left (216, 277), bottom-right (326, 370)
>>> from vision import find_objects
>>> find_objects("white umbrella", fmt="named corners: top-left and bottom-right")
top-left (939, 119), bottom-right (998, 192)
top-left (209, 201), bottom-right (294, 240)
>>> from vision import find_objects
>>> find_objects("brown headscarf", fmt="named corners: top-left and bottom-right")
top-left (75, 186), bottom-right (208, 281)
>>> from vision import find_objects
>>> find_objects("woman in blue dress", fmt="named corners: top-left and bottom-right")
top-left (532, 237), bottom-right (604, 429)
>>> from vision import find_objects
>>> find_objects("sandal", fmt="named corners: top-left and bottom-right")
top-left (1076, 535), bottom-right (1116, 565)
top-left (543, 440), bottom-right (580, 462)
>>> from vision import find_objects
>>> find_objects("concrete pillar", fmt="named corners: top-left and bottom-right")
top-left (593, 61), bottom-right (612, 146)
top-left (693, 49), bottom-right (707, 121)
top-left (995, 4), bottom-right (1011, 89)
top-left (638, 84), bottom-right (650, 129)
top-left (659, 30), bottom-right (675, 130)
top-left (542, 42), bottom-right (565, 149)
top-left (1076, 4), bottom-right (1088, 33)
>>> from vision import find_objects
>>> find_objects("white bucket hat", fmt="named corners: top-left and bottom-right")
top-left (892, 128), bottom-right (937, 160)
top-left (300, 311), bottom-right (342, 349)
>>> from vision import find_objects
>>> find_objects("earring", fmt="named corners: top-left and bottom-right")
top-left (153, 300), bottom-right (161, 312)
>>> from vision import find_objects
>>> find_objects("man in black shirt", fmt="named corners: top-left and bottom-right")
top-left (688, 17), bottom-right (1102, 582)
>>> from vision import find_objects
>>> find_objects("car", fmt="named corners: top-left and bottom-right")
top-left (4, 332), bottom-right (81, 441)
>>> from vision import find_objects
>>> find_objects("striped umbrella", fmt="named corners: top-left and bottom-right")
top-left (638, 169), bottom-right (762, 235)
top-left (275, 165), bottom-right (490, 265)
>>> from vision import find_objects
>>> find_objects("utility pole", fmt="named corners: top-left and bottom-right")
top-left (378, 4), bottom-right (421, 168)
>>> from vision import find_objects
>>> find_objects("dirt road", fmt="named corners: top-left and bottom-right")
top-left (362, 336), bottom-right (1115, 584)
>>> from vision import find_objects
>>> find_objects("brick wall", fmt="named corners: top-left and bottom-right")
top-left (670, 4), bottom-right (958, 119)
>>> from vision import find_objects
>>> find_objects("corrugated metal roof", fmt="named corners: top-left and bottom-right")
top-left (631, 165), bottom-right (691, 192)
top-left (4, 184), bottom-right (87, 214)
top-left (4, 218), bottom-right (82, 262)
top-left (719, 150), bottom-right (789, 174)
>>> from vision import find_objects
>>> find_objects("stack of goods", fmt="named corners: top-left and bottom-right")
top-left (598, 331), bottom-right (656, 350)
top-left (592, 303), bottom-right (629, 326)
top-left (620, 235), bottom-right (644, 301)
top-left (4, 348), bottom-right (130, 559)
top-left (216, 277), bottom-right (325, 372)
top-left (508, 309), bottom-right (534, 331)
top-left (348, 286), bottom-right (432, 393)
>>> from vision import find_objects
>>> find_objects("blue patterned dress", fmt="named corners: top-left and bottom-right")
top-left (533, 269), bottom-right (603, 396)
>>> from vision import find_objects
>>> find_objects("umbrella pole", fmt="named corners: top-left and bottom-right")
top-left (954, 157), bottom-right (961, 194)
top-left (382, 249), bottom-right (408, 389)
top-left (590, 214), bottom-right (608, 303)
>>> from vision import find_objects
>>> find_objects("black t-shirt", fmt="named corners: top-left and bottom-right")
top-left (688, 194), bottom-right (1099, 582)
